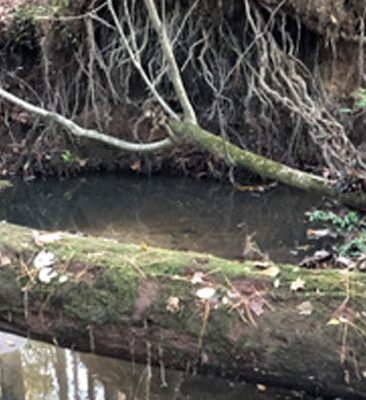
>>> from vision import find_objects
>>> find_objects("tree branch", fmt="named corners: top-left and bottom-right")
top-left (143, 0), bottom-right (197, 124)
top-left (0, 87), bottom-right (173, 153)
top-left (106, 0), bottom-right (179, 121)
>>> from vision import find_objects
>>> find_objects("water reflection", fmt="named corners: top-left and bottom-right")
top-left (0, 175), bottom-right (324, 399)
top-left (0, 174), bottom-right (322, 262)
top-left (0, 332), bottom-right (311, 400)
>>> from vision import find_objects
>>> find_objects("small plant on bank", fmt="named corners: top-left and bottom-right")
top-left (339, 87), bottom-right (366, 114)
top-left (306, 210), bottom-right (359, 232)
top-left (61, 150), bottom-right (75, 164)
top-left (306, 209), bottom-right (366, 257)
top-left (338, 232), bottom-right (366, 257)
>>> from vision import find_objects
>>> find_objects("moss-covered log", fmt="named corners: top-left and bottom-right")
top-left (0, 222), bottom-right (365, 398)
top-left (171, 121), bottom-right (366, 211)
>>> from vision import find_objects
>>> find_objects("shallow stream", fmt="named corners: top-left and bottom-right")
top-left (0, 174), bottom-right (326, 399)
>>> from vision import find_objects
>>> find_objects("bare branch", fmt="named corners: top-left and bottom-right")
top-left (106, 0), bottom-right (178, 120)
top-left (0, 87), bottom-right (173, 153)
top-left (143, 0), bottom-right (197, 124)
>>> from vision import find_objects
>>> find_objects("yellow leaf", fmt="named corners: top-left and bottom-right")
top-left (140, 243), bottom-right (149, 251)
top-left (327, 318), bottom-right (341, 326)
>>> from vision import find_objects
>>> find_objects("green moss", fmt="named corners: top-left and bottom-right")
top-left (0, 180), bottom-right (11, 190)
top-left (0, 222), bottom-right (365, 334)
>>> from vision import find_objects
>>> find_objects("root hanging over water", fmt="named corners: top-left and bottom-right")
top-left (1, 0), bottom-right (366, 178)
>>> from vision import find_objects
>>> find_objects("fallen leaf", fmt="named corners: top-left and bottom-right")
top-left (0, 254), bottom-right (11, 266)
top-left (290, 277), bottom-right (306, 292)
top-left (249, 297), bottom-right (265, 316)
top-left (166, 296), bottom-right (180, 313)
top-left (306, 228), bottom-right (337, 239)
top-left (221, 296), bottom-right (229, 305)
top-left (273, 279), bottom-right (281, 289)
top-left (33, 232), bottom-right (63, 245)
top-left (140, 243), bottom-right (149, 252)
top-left (195, 287), bottom-right (217, 300)
top-left (58, 275), bottom-right (68, 284)
top-left (130, 160), bottom-right (141, 171)
top-left (38, 267), bottom-right (58, 284)
top-left (330, 14), bottom-right (338, 25)
top-left (297, 301), bottom-right (313, 316)
top-left (258, 266), bottom-right (280, 278)
top-left (256, 384), bottom-right (266, 392)
top-left (191, 271), bottom-right (205, 285)
top-left (78, 159), bottom-right (88, 167)
top-left (33, 251), bottom-right (55, 269)
top-left (327, 318), bottom-right (341, 326)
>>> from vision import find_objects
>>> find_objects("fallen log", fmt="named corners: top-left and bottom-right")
top-left (0, 222), bottom-right (365, 398)
top-left (170, 121), bottom-right (366, 211)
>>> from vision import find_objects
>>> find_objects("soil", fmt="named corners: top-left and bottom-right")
top-left (0, 0), bottom-right (365, 180)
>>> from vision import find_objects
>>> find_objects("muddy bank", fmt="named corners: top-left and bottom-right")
top-left (1, 0), bottom-right (366, 179)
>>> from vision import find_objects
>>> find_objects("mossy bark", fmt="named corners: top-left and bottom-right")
top-left (170, 121), bottom-right (366, 211)
top-left (0, 222), bottom-right (365, 397)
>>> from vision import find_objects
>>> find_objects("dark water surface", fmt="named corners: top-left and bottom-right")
top-left (0, 175), bottom-right (325, 400)
top-left (0, 174), bottom-right (323, 262)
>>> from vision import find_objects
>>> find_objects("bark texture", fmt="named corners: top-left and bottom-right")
top-left (0, 222), bottom-right (365, 398)
top-left (171, 121), bottom-right (366, 210)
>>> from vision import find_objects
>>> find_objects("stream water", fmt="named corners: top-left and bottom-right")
top-left (0, 174), bottom-right (326, 400)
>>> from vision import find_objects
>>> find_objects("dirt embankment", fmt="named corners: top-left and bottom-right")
top-left (0, 0), bottom-right (365, 179)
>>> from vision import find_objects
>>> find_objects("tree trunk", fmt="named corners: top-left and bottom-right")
top-left (0, 222), bottom-right (365, 398)
top-left (171, 121), bottom-right (366, 210)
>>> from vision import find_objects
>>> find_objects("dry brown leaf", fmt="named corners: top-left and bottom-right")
top-left (33, 232), bottom-right (63, 246)
top-left (296, 301), bottom-right (313, 316)
top-left (258, 266), bottom-right (280, 278)
top-left (0, 254), bottom-right (11, 266)
top-left (130, 160), bottom-right (141, 172)
top-left (166, 296), bottom-right (180, 313)
top-left (290, 277), bottom-right (306, 292)
top-left (191, 271), bottom-right (205, 285)
top-left (249, 297), bottom-right (265, 316)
